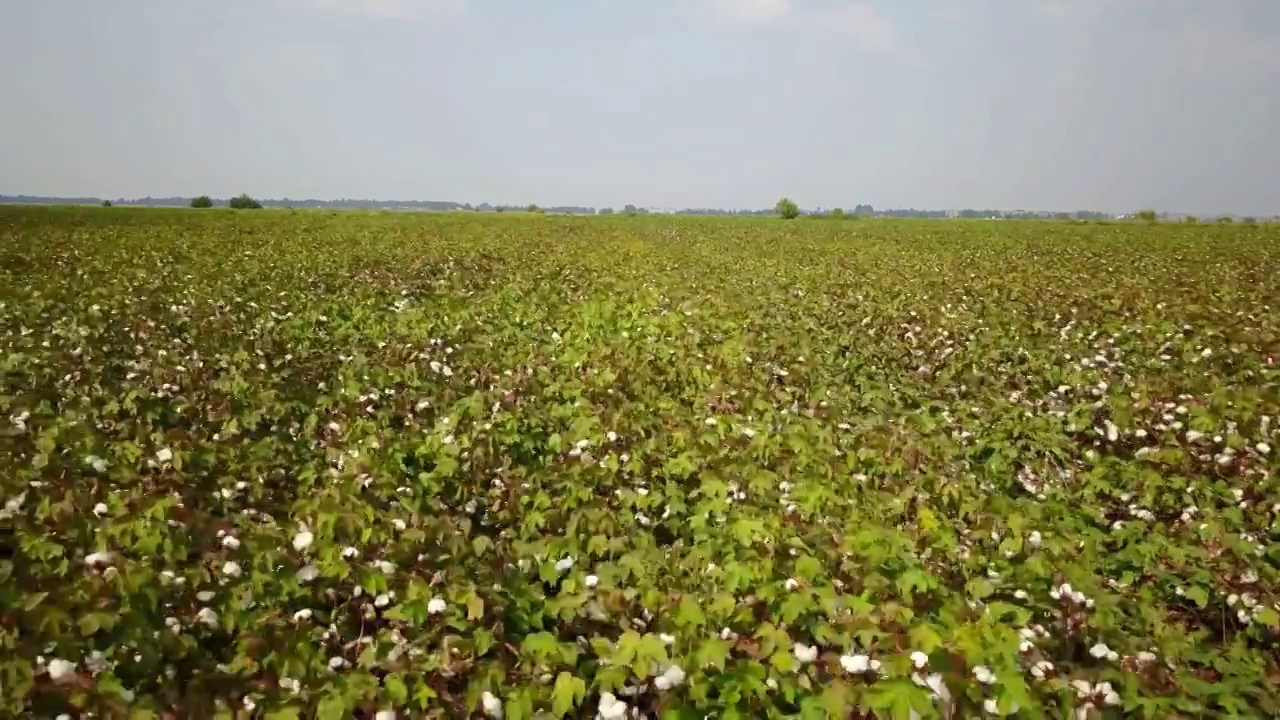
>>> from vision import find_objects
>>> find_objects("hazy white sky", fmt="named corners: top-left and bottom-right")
top-left (2, 0), bottom-right (1278, 214)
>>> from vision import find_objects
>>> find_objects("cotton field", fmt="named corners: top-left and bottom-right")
top-left (1, 206), bottom-right (1278, 717)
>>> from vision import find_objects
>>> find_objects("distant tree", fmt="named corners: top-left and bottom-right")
top-left (623, 204), bottom-right (640, 216)
top-left (229, 194), bottom-right (262, 210)
top-left (1136, 209), bottom-right (1158, 222)
top-left (1055, 212), bottom-right (1071, 221)
top-left (1183, 215), bottom-right (1199, 224)
top-left (1242, 216), bottom-right (1257, 225)
top-left (828, 207), bottom-right (846, 219)
top-left (775, 197), bottom-right (800, 220)
top-left (526, 204), bottom-right (543, 214)
top-left (101, 199), bottom-right (112, 207)
top-left (191, 195), bottom-right (214, 209)
top-left (1216, 216), bottom-right (1234, 224)
top-left (495, 206), bottom-right (506, 213)
top-left (853, 204), bottom-right (875, 216)
top-left (598, 207), bottom-right (614, 215)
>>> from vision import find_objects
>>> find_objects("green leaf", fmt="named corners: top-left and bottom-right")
top-left (675, 595), bottom-right (705, 629)
top-left (316, 693), bottom-right (348, 720)
top-left (467, 592), bottom-right (485, 620)
top-left (551, 672), bottom-right (587, 717)
top-left (384, 674), bottom-right (409, 705)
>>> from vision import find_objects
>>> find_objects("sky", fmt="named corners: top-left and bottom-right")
top-left (2, 0), bottom-right (1279, 215)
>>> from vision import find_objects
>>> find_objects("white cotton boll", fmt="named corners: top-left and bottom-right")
top-left (341, 546), bottom-right (359, 559)
top-left (597, 692), bottom-right (627, 720)
top-left (47, 658), bottom-right (76, 683)
top-left (1027, 530), bottom-right (1042, 548)
top-left (375, 593), bottom-right (392, 608)
top-left (327, 656), bottom-right (346, 670)
top-left (585, 574), bottom-right (599, 588)
top-left (972, 666), bottom-right (996, 684)
top-left (555, 557), bottom-right (574, 572)
top-left (196, 590), bottom-right (215, 602)
top-left (606, 431), bottom-right (618, 442)
top-left (482, 691), bottom-right (504, 718)
top-left (296, 564), bottom-right (318, 583)
top-left (840, 654), bottom-right (870, 674)
top-left (222, 561), bottom-right (242, 578)
top-left (1089, 643), bottom-right (1115, 661)
top-left (910, 651), bottom-right (928, 670)
top-left (784, 578), bottom-right (799, 591)
top-left (155, 448), bottom-right (173, 464)
top-left (656, 664), bottom-right (686, 689)
top-left (704, 417), bottom-right (718, 427)
top-left (374, 710), bottom-right (397, 720)
top-left (293, 609), bottom-right (313, 622)
top-left (793, 643), bottom-right (818, 664)
top-left (85, 551), bottom-right (117, 568)
top-left (659, 633), bottom-right (675, 645)
top-left (196, 607), bottom-right (219, 627)
top-left (391, 518), bottom-right (406, 531)
top-left (292, 531), bottom-right (314, 552)
top-left (222, 535), bottom-right (240, 550)
top-left (93, 502), bottom-right (109, 517)
top-left (427, 597), bottom-right (447, 615)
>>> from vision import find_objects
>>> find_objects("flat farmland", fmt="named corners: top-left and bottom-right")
top-left (2, 206), bottom-right (1279, 718)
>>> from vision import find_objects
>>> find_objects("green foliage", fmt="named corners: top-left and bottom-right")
top-left (1137, 208), bottom-right (1158, 222)
top-left (1184, 215), bottom-right (1199, 224)
top-left (775, 197), bottom-right (800, 220)
top-left (190, 195), bottom-right (214, 209)
top-left (101, 199), bottom-right (112, 207)
top-left (228, 193), bottom-right (262, 210)
top-left (2, 205), bottom-right (1279, 717)
top-left (526, 204), bottom-right (544, 214)
top-left (828, 208), bottom-right (846, 219)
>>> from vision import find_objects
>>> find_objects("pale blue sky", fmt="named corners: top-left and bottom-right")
top-left (3, 0), bottom-right (1279, 214)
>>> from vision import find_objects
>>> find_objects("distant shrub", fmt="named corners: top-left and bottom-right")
top-left (775, 197), bottom-right (800, 220)
top-left (191, 196), bottom-right (214, 209)
top-left (1217, 216), bottom-right (1234, 224)
top-left (828, 208), bottom-right (846, 219)
top-left (1242, 217), bottom-right (1257, 225)
top-left (526, 204), bottom-right (544, 214)
top-left (101, 200), bottom-right (112, 207)
top-left (1136, 209), bottom-right (1158, 222)
top-left (1183, 216), bottom-right (1199, 224)
top-left (229, 194), bottom-right (262, 210)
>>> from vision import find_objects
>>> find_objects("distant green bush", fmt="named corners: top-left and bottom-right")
top-left (775, 197), bottom-right (800, 220)
top-left (229, 194), bottom-right (262, 210)
top-left (191, 196), bottom-right (214, 209)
